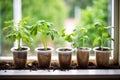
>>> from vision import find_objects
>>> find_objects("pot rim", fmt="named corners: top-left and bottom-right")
top-left (76, 47), bottom-right (91, 51)
top-left (35, 47), bottom-right (53, 53)
top-left (56, 47), bottom-right (74, 53)
top-left (93, 47), bottom-right (111, 52)
top-left (11, 46), bottom-right (30, 52)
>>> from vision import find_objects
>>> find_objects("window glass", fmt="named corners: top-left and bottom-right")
top-left (0, 0), bottom-right (113, 57)
top-left (0, 0), bottom-right (13, 56)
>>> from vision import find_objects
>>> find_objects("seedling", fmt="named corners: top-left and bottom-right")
top-left (60, 27), bottom-right (88, 49)
top-left (31, 20), bottom-right (57, 50)
top-left (93, 22), bottom-right (114, 50)
top-left (60, 28), bottom-right (73, 42)
top-left (3, 17), bottom-right (33, 50)
top-left (73, 28), bottom-right (88, 49)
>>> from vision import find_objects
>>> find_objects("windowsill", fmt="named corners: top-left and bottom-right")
top-left (0, 55), bottom-right (119, 80)
top-left (0, 56), bottom-right (119, 79)
top-left (0, 70), bottom-right (120, 79)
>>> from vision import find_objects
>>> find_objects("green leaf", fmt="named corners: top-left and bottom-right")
top-left (102, 32), bottom-right (109, 37)
top-left (31, 26), bottom-right (37, 35)
top-left (46, 22), bottom-right (53, 27)
top-left (93, 37), bottom-right (100, 46)
top-left (24, 28), bottom-right (30, 36)
top-left (83, 35), bottom-right (88, 39)
top-left (111, 38), bottom-right (114, 41)
top-left (107, 38), bottom-right (114, 41)
top-left (6, 33), bottom-right (16, 41)
top-left (61, 29), bottom-right (65, 37)
top-left (51, 34), bottom-right (54, 40)
top-left (104, 26), bottom-right (114, 29)
top-left (65, 35), bottom-right (73, 42)
top-left (4, 20), bottom-right (13, 24)
top-left (94, 22), bottom-right (102, 27)
top-left (80, 28), bottom-right (88, 33)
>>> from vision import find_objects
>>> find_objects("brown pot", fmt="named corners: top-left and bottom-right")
top-left (94, 47), bottom-right (110, 67)
top-left (11, 47), bottom-right (30, 68)
top-left (56, 48), bottom-right (74, 68)
top-left (35, 47), bottom-right (53, 68)
top-left (77, 48), bottom-right (91, 68)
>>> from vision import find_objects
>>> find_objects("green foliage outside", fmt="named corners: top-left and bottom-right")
top-left (79, 0), bottom-right (109, 48)
top-left (22, 0), bottom-right (67, 50)
top-left (22, 0), bottom-right (67, 29)
top-left (0, 0), bottom-right (13, 55)
top-left (0, 0), bottom-right (110, 55)
top-left (0, 0), bottom-right (67, 55)
top-left (64, 0), bottom-right (93, 17)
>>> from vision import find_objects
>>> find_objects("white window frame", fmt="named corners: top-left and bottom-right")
top-left (0, 0), bottom-right (119, 66)
top-left (0, 0), bottom-right (120, 79)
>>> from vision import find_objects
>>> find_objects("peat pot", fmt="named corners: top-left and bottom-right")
top-left (35, 47), bottom-right (53, 68)
top-left (93, 47), bottom-right (111, 67)
top-left (11, 47), bottom-right (30, 68)
top-left (77, 48), bottom-right (91, 68)
top-left (56, 47), bottom-right (74, 68)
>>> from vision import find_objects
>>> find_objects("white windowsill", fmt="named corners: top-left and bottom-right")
top-left (0, 70), bottom-right (120, 79)
top-left (0, 56), bottom-right (119, 79)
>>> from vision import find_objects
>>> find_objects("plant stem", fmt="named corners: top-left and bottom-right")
top-left (42, 34), bottom-right (47, 50)
top-left (18, 38), bottom-right (21, 50)
top-left (82, 39), bottom-right (84, 48)
top-left (43, 40), bottom-right (47, 50)
top-left (101, 32), bottom-right (103, 51)
top-left (99, 30), bottom-right (103, 51)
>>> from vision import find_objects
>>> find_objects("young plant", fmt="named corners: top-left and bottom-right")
top-left (60, 27), bottom-right (88, 49)
top-left (73, 28), bottom-right (88, 49)
top-left (31, 20), bottom-right (57, 50)
top-left (93, 22), bottom-right (114, 50)
top-left (60, 28), bottom-right (73, 43)
top-left (3, 17), bottom-right (33, 50)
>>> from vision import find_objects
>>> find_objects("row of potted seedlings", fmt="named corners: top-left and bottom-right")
top-left (3, 18), bottom-right (114, 69)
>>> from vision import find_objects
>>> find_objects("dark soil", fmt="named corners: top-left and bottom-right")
top-left (15, 48), bottom-right (28, 51)
top-left (59, 48), bottom-right (72, 51)
top-left (38, 48), bottom-right (51, 51)
top-left (78, 47), bottom-right (89, 50)
top-left (0, 61), bottom-right (119, 71)
top-left (96, 48), bottom-right (109, 51)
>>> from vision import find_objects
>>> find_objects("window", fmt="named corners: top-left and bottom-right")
top-left (0, 0), bottom-right (13, 56)
top-left (0, 0), bottom-right (119, 65)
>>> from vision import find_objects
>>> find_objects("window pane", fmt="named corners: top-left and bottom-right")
top-left (0, 0), bottom-right (13, 56)
top-left (0, 0), bottom-right (113, 57)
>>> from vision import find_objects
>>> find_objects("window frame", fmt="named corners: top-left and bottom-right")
top-left (0, 0), bottom-right (119, 66)
top-left (118, 0), bottom-right (120, 66)
top-left (113, 0), bottom-right (119, 65)
top-left (0, 1), bottom-right (120, 79)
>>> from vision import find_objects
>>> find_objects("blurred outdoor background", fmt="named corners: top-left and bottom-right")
top-left (0, 0), bottom-right (112, 56)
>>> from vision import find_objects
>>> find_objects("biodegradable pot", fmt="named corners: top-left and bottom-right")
top-left (11, 47), bottom-right (30, 68)
top-left (93, 47), bottom-right (110, 67)
top-left (56, 47), bottom-right (74, 68)
top-left (77, 48), bottom-right (91, 68)
top-left (35, 47), bottom-right (53, 68)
